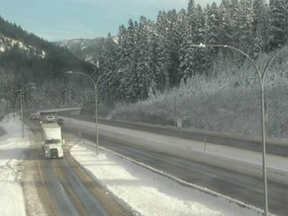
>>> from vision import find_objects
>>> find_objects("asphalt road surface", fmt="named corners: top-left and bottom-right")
top-left (60, 112), bottom-right (288, 157)
top-left (62, 121), bottom-right (288, 216)
top-left (24, 119), bottom-right (133, 216)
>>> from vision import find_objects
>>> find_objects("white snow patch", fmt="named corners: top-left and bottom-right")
top-left (0, 114), bottom-right (32, 216)
top-left (0, 35), bottom-right (46, 58)
top-left (70, 143), bottom-right (265, 216)
top-left (0, 159), bottom-right (26, 216)
top-left (0, 115), bottom-right (32, 166)
top-left (63, 117), bottom-right (288, 183)
top-left (113, 36), bottom-right (119, 44)
top-left (0, 45), bottom-right (5, 52)
top-left (40, 50), bottom-right (46, 58)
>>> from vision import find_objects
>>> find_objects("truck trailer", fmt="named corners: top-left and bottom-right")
top-left (41, 123), bottom-right (64, 159)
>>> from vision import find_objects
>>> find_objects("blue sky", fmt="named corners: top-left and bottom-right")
top-left (0, 0), bottom-right (221, 41)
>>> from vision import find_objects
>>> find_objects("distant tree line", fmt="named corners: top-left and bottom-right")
top-left (96, 0), bottom-right (288, 104)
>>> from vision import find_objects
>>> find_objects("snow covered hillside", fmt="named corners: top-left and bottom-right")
top-left (0, 34), bottom-right (46, 58)
top-left (111, 51), bottom-right (288, 140)
top-left (54, 35), bottom-right (118, 64)
top-left (55, 37), bottom-right (104, 64)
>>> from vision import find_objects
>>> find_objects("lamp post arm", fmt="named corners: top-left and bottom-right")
top-left (96, 74), bottom-right (106, 86)
top-left (262, 47), bottom-right (288, 82)
top-left (204, 44), bottom-right (262, 82)
top-left (71, 72), bottom-right (96, 89)
top-left (192, 43), bottom-right (276, 216)
top-left (66, 71), bottom-right (101, 155)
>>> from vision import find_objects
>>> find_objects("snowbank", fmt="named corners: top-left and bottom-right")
top-left (64, 117), bottom-right (288, 185)
top-left (0, 114), bottom-right (32, 216)
top-left (70, 142), bottom-right (266, 216)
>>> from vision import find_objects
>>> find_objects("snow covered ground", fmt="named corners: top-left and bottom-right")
top-left (0, 114), bottom-right (32, 216)
top-left (70, 141), bottom-right (267, 216)
top-left (63, 117), bottom-right (288, 185)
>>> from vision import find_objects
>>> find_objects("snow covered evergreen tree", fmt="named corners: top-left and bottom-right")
top-left (153, 11), bottom-right (170, 92)
top-left (178, 8), bottom-right (195, 83)
top-left (87, 0), bottom-right (288, 104)
top-left (253, 0), bottom-right (269, 55)
top-left (238, 0), bottom-right (254, 55)
top-left (97, 32), bottom-right (119, 104)
top-left (134, 16), bottom-right (155, 100)
top-left (268, 0), bottom-right (286, 50)
top-left (282, 0), bottom-right (288, 45)
top-left (166, 9), bottom-right (182, 87)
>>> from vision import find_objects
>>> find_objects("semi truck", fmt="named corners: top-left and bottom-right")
top-left (41, 123), bottom-right (64, 159)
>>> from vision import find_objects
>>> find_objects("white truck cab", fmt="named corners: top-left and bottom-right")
top-left (41, 123), bottom-right (64, 159)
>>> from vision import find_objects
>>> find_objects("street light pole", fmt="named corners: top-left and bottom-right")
top-left (16, 82), bottom-right (35, 138)
top-left (192, 43), bottom-right (288, 216)
top-left (95, 74), bottom-right (105, 154)
top-left (20, 91), bottom-right (24, 138)
top-left (65, 71), bottom-right (105, 156)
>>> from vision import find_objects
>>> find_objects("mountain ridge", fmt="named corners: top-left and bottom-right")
top-left (0, 15), bottom-right (94, 109)
top-left (54, 36), bottom-right (118, 64)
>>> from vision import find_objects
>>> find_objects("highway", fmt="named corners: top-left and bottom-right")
top-left (60, 112), bottom-right (288, 157)
top-left (23, 119), bottom-right (133, 216)
top-left (61, 114), bottom-right (288, 216)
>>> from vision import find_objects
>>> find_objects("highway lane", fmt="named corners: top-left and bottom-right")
top-left (60, 112), bottom-right (288, 157)
top-left (63, 125), bottom-right (288, 216)
top-left (24, 119), bottom-right (133, 216)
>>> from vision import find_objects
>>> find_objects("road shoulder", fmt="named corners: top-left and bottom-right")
top-left (70, 140), bottom-right (267, 216)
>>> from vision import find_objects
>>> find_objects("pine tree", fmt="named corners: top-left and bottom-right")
top-left (117, 22), bottom-right (137, 102)
top-left (134, 16), bottom-right (155, 100)
top-left (152, 11), bottom-right (170, 92)
top-left (268, 0), bottom-right (286, 50)
top-left (187, 0), bottom-right (196, 39)
top-left (282, 0), bottom-right (288, 45)
top-left (166, 9), bottom-right (182, 87)
top-left (253, 0), bottom-right (269, 55)
top-left (219, 1), bottom-right (233, 46)
top-left (206, 2), bottom-right (220, 45)
top-left (238, 0), bottom-right (254, 55)
top-left (97, 33), bottom-right (119, 104)
top-left (230, 0), bottom-right (241, 48)
top-left (178, 8), bottom-right (194, 83)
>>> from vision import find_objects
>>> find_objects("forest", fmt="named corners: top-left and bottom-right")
top-left (95, 0), bottom-right (288, 104)
top-left (1, 0), bottom-right (288, 112)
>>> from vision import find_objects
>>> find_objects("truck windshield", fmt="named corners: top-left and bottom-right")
top-left (46, 139), bottom-right (61, 144)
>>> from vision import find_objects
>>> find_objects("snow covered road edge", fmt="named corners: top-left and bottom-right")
top-left (70, 140), bottom-right (273, 216)
top-left (0, 115), bottom-right (32, 216)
